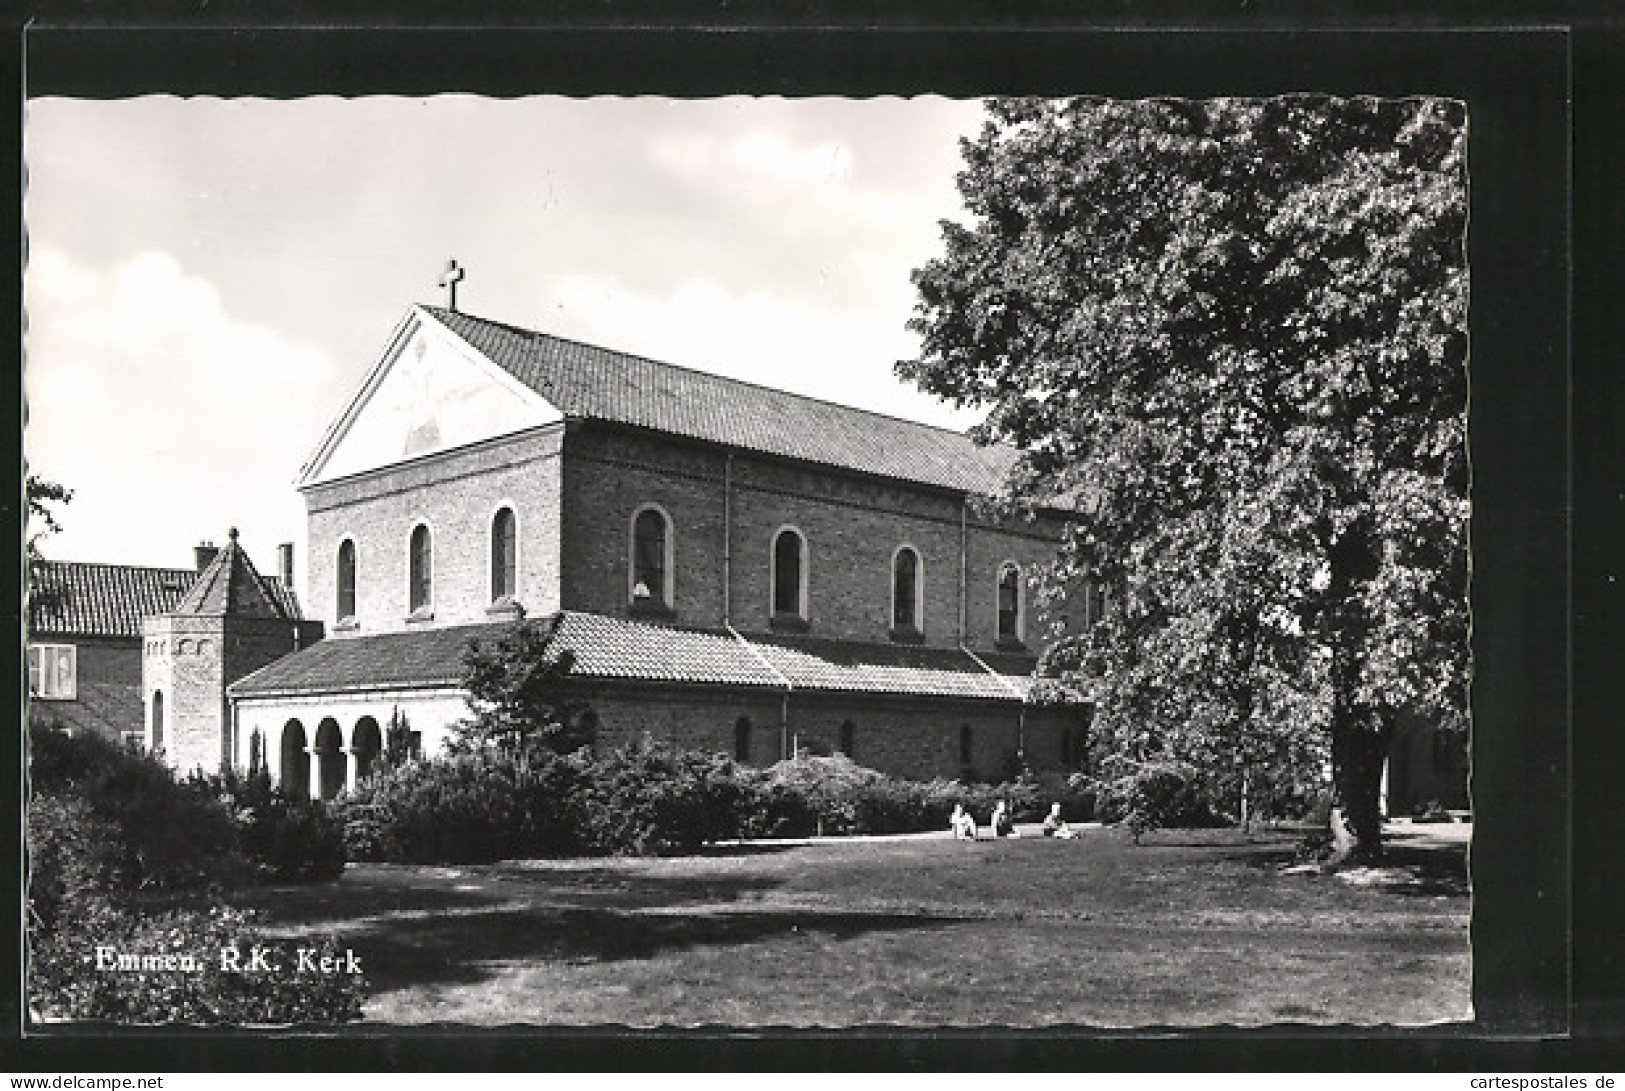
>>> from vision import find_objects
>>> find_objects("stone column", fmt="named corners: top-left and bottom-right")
top-left (343, 747), bottom-right (357, 795)
top-left (307, 747), bottom-right (321, 801)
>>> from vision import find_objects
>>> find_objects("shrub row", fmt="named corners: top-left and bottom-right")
top-left (339, 739), bottom-right (1103, 864)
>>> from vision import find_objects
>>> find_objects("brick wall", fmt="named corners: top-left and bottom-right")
top-left (573, 682), bottom-right (1089, 782)
top-left (142, 616), bottom-right (227, 774)
top-left (304, 426), bottom-right (564, 633)
top-left (26, 637), bottom-right (143, 742)
top-left (561, 423), bottom-right (1074, 652)
top-left (143, 615), bottom-right (324, 775)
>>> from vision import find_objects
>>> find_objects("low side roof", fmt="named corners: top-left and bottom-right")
top-left (231, 612), bottom-right (1037, 702)
top-left (423, 306), bottom-right (1022, 496)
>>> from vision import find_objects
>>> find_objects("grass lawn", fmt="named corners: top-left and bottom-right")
top-left (239, 823), bottom-right (1470, 1028)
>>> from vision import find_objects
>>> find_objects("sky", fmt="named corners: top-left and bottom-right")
top-left (23, 94), bottom-right (988, 596)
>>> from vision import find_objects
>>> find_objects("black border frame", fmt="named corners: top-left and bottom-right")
top-left (7, 12), bottom-right (1608, 1071)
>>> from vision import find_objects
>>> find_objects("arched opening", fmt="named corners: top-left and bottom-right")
top-left (336, 538), bottom-right (357, 621)
top-left (491, 507), bottom-right (517, 602)
top-left (772, 528), bottom-right (806, 619)
top-left (352, 716), bottom-right (383, 783)
top-left (280, 719), bottom-right (309, 798)
top-left (891, 546), bottom-right (921, 632)
top-left (315, 718), bottom-right (345, 801)
top-left (150, 691), bottom-right (165, 753)
top-left (735, 716), bottom-right (753, 762)
top-left (409, 524), bottom-right (433, 613)
top-left (997, 563), bottom-right (1024, 644)
top-left (630, 505), bottom-right (673, 608)
top-left (839, 719), bottom-right (856, 759)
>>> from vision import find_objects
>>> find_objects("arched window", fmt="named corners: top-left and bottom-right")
top-left (491, 507), bottom-right (517, 602)
top-left (150, 691), bottom-right (165, 753)
top-left (630, 505), bottom-right (673, 609)
top-left (336, 539), bottom-right (357, 621)
top-left (839, 720), bottom-right (856, 759)
top-left (735, 717), bottom-right (753, 763)
top-left (772, 527), bottom-right (807, 620)
top-left (408, 524), bottom-right (433, 613)
top-left (891, 546), bottom-right (922, 633)
top-left (997, 562), bottom-right (1024, 644)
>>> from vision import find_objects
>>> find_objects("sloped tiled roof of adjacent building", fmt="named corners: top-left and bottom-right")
top-left (422, 306), bottom-right (1023, 496)
top-left (231, 611), bottom-right (1036, 702)
top-left (28, 559), bottom-right (303, 640)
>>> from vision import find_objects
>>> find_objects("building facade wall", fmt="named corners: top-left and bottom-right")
top-left (141, 616), bottom-right (227, 774)
top-left (572, 682), bottom-right (1090, 782)
top-left (560, 424), bottom-right (1075, 651)
top-left (143, 616), bottom-right (324, 776)
top-left (235, 688), bottom-right (470, 797)
top-left (26, 636), bottom-right (144, 743)
top-left (303, 426), bottom-right (564, 634)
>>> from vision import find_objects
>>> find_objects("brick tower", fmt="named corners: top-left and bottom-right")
top-left (141, 529), bottom-right (323, 774)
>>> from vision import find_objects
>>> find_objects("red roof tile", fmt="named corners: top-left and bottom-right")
top-left (230, 611), bottom-right (1036, 703)
top-left (423, 306), bottom-right (1022, 496)
top-left (28, 560), bottom-right (302, 640)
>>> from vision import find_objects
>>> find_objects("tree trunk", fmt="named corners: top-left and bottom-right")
top-left (1328, 718), bottom-right (1389, 865)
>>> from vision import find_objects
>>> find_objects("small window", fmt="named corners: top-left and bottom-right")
top-left (151, 691), bottom-right (165, 752)
top-left (408, 524), bottom-right (433, 613)
top-left (491, 507), bottom-right (517, 601)
top-left (336, 539), bottom-right (357, 621)
top-left (839, 720), bottom-right (856, 759)
top-left (892, 546), bottom-right (922, 632)
top-left (772, 528), bottom-right (807, 619)
top-left (997, 563), bottom-right (1024, 644)
top-left (27, 644), bottom-right (76, 700)
top-left (735, 717), bottom-right (753, 762)
top-left (630, 506), bottom-right (673, 609)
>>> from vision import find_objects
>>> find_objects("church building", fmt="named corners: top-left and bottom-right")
top-left (218, 303), bottom-right (1097, 798)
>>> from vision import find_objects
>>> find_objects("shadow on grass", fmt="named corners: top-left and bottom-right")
top-left (1228, 830), bottom-right (1470, 898)
top-left (237, 878), bottom-right (504, 925)
top-left (343, 904), bottom-right (971, 994)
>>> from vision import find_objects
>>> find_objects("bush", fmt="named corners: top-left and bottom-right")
top-left (29, 725), bottom-right (247, 892)
top-left (338, 746), bottom-right (592, 864)
top-left (29, 903), bottom-right (364, 1025)
top-left (211, 768), bottom-right (347, 882)
top-left (579, 738), bottom-right (751, 855)
top-left (27, 793), bottom-right (126, 938)
top-left (1093, 760), bottom-right (1220, 841)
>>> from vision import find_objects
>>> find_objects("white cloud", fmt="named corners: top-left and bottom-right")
top-left (24, 246), bottom-right (336, 578)
top-left (728, 131), bottom-right (853, 185)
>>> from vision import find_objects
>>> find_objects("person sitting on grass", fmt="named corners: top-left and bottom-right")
top-left (1041, 802), bottom-right (1078, 840)
top-left (950, 803), bottom-right (978, 840)
top-left (992, 800), bottom-right (1019, 838)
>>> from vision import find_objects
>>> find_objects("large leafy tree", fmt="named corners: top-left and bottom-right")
top-left (901, 96), bottom-right (1467, 862)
